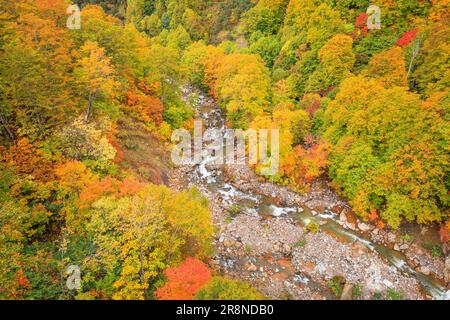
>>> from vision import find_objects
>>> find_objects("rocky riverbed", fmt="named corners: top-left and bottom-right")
top-left (168, 85), bottom-right (449, 300)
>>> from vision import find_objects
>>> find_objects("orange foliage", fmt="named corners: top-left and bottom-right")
top-left (376, 220), bottom-right (386, 229)
top-left (282, 142), bottom-right (330, 189)
top-left (368, 208), bottom-right (378, 221)
top-left (0, 138), bottom-right (55, 182)
top-left (55, 161), bottom-right (95, 194)
top-left (107, 123), bottom-right (124, 163)
top-left (156, 257), bottom-right (212, 300)
top-left (125, 91), bottom-right (163, 124)
top-left (137, 80), bottom-right (160, 96)
top-left (79, 176), bottom-right (146, 207)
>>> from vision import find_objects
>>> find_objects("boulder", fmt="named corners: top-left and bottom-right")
top-left (247, 263), bottom-right (257, 272)
top-left (223, 240), bottom-right (237, 248)
top-left (340, 211), bottom-right (347, 222)
top-left (444, 257), bottom-right (450, 284)
top-left (382, 279), bottom-right (394, 288)
top-left (358, 222), bottom-right (374, 232)
top-left (282, 243), bottom-right (292, 256)
top-left (400, 244), bottom-right (409, 251)
top-left (346, 222), bottom-right (356, 231)
top-left (340, 283), bottom-right (354, 300)
top-left (387, 233), bottom-right (397, 243)
top-left (417, 266), bottom-right (431, 276)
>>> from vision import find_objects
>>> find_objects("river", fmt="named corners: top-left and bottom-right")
top-left (169, 85), bottom-right (448, 300)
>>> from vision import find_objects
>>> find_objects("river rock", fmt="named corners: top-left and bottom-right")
top-left (444, 257), bottom-right (450, 284)
top-left (382, 279), bottom-right (394, 288)
top-left (247, 263), bottom-right (257, 272)
top-left (358, 222), bottom-right (374, 232)
top-left (400, 244), bottom-right (409, 250)
top-left (282, 243), bottom-right (292, 256)
top-left (273, 243), bottom-right (281, 252)
top-left (387, 233), bottom-right (397, 243)
top-left (346, 222), bottom-right (356, 231)
top-left (417, 266), bottom-right (431, 276)
top-left (340, 211), bottom-right (347, 222)
top-left (223, 240), bottom-right (237, 248)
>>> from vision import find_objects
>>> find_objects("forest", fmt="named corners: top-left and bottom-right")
top-left (0, 0), bottom-right (448, 300)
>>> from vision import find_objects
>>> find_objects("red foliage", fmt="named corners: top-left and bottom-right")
top-left (106, 122), bottom-right (124, 164)
top-left (439, 223), bottom-right (450, 243)
top-left (396, 29), bottom-right (419, 47)
top-left (353, 13), bottom-right (368, 38)
top-left (355, 13), bottom-right (368, 28)
top-left (108, 133), bottom-right (124, 164)
top-left (376, 220), bottom-right (385, 229)
top-left (306, 98), bottom-right (321, 116)
top-left (16, 269), bottom-right (30, 289)
top-left (156, 257), bottom-right (212, 300)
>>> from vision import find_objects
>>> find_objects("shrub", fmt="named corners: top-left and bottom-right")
top-left (386, 288), bottom-right (403, 300)
top-left (401, 233), bottom-right (414, 242)
top-left (195, 276), bottom-right (265, 300)
top-left (55, 118), bottom-right (116, 173)
top-left (295, 239), bottom-right (307, 248)
top-left (353, 283), bottom-right (362, 299)
top-left (373, 292), bottom-right (383, 300)
top-left (424, 242), bottom-right (443, 257)
top-left (327, 275), bottom-right (345, 297)
top-left (306, 221), bottom-right (320, 233)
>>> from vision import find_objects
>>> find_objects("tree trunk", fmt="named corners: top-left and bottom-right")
top-left (0, 111), bottom-right (14, 140)
top-left (84, 92), bottom-right (95, 123)
top-left (407, 39), bottom-right (421, 79)
top-left (139, 238), bottom-right (145, 298)
top-left (161, 80), bottom-right (165, 106)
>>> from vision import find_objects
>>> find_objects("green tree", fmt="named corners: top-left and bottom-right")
top-left (195, 276), bottom-right (265, 300)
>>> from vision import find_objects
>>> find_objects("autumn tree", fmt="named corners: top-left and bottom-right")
top-left (195, 276), bottom-right (265, 300)
top-left (0, 0), bottom-right (76, 138)
top-left (212, 53), bottom-right (271, 128)
top-left (412, 18), bottom-right (449, 95)
top-left (365, 47), bottom-right (408, 88)
top-left (75, 41), bottom-right (119, 122)
top-left (83, 185), bottom-right (213, 299)
top-left (306, 34), bottom-right (355, 92)
top-left (323, 76), bottom-right (448, 228)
